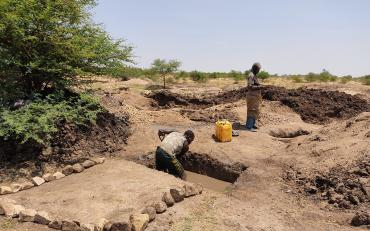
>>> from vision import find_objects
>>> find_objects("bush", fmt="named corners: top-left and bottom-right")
top-left (0, 0), bottom-right (133, 101)
top-left (176, 71), bottom-right (188, 80)
top-left (190, 71), bottom-right (208, 82)
top-left (0, 91), bottom-right (103, 145)
top-left (340, 75), bottom-right (352, 84)
top-left (229, 70), bottom-right (244, 83)
top-left (257, 71), bottom-right (270, 80)
top-left (359, 75), bottom-right (370, 85)
top-left (305, 70), bottom-right (337, 82)
top-left (290, 75), bottom-right (304, 83)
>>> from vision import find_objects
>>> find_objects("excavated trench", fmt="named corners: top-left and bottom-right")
top-left (132, 151), bottom-right (247, 191)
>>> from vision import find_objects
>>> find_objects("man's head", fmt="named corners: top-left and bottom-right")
top-left (184, 130), bottom-right (195, 144)
top-left (251, 62), bottom-right (261, 75)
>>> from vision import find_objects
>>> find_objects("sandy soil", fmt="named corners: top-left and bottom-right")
top-left (0, 77), bottom-right (369, 231)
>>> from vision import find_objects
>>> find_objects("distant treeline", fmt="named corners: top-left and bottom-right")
top-left (109, 67), bottom-right (370, 85)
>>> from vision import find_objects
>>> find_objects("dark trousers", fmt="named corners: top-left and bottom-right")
top-left (155, 147), bottom-right (185, 179)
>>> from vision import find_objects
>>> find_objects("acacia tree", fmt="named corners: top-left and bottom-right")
top-left (0, 0), bottom-right (133, 102)
top-left (151, 59), bottom-right (181, 89)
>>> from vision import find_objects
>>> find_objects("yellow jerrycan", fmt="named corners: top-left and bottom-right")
top-left (215, 120), bottom-right (232, 142)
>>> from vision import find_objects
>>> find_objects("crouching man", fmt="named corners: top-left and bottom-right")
top-left (156, 129), bottom-right (195, 180)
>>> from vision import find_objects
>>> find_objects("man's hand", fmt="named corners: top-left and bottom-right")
top-left (158, 129), bottom-right (177, 141)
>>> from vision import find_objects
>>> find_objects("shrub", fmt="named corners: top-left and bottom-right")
top-left (0, 0), bottom-right (133, 101)
top-left (359, 75), bottom-right (370, 85)
top-left (290, 75), bottom-right (304, 83)
top-left (190, 71), bottom-right (208, 82)
top-left (257, 71), bottom-right (270, 80)
top-left (305, 70), bottom-right (337, 82)
top-left (340, 75), bottom-right (352, 84)
top-left (0, 91), bottom-right (103, 145)
top-left (229, 70), bottom-right (244, 83)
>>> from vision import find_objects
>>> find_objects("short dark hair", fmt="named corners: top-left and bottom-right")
top-left (184, 130), bottom-right (195, 143)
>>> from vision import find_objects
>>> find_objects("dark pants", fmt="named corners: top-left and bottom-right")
top-left (155, 147), bottom-right (185, 179)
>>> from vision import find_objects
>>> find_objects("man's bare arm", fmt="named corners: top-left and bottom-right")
top-left (158, 129), bottom-right (178, 141)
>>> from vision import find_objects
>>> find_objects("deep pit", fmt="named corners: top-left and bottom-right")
top-left (131, 151), bottom-right (247, 192)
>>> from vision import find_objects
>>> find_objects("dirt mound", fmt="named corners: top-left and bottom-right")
top-left (284, 157), bottom-right (370, 210)
top-left (0, 112), bottom-right (130, 183)
top-left (148, 86), bottom-right (369, 124)
top-left (180, 108), bottom-right (239, 123)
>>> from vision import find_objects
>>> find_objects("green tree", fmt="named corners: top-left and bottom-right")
top-left (257, 71), bottom-right (270, 80)
top-left (0, 0), bottom-right (133, 102)
top-left (151, 59), bottom-right (181, 89)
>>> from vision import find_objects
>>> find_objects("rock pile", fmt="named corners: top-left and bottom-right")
top-left (0, 183), bottom-right (203, 231)
top-left (0, 157), bottom-right (105, 195)
top-left (286, 158), bottom-right (369, 210)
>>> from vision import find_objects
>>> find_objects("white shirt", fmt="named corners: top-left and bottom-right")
top-left (159, 132), bottom-right (186, 156)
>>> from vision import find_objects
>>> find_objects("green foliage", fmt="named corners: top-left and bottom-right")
top-left (289, 75), bottom-right (304, 83)
top-left (257, 71), bottom-right (270, 80)
top-left (359, 75), bottom-right (370, 85)
top-left (305, 70), bottom-right (337, 82)
top-left (228, 70), bottom-right (243, 83)
top-left (0, 0), bottom-right (133, 99)
top-left (176, 71), bottom-right (188, 80)
top-left (0, 91), bottom-right (103, 145)
top-left (190, 71), bottom-right (208, 83)
top-left (151, 59), bottom-right (181, 88)
top-left (340, 75), bottom-right (352, 84)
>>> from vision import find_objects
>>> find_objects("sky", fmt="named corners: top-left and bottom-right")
top-left (91, 0), bottom-right (370, 76)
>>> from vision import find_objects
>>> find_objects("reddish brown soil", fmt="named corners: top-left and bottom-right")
top-left (149, 86), bottom-right (369, 124)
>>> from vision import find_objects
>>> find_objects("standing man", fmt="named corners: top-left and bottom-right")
top-left (246, 63), bottom-right (262, 132)
top-left (155, 129), bottom-right (195, 179)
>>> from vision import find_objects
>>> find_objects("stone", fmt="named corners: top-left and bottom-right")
top-left (153, 201), bottom-right (167, 214)
top-left (103, 221), bottom-right (113, 231)
top-left (81, 223), bottom-right (95, 231)
top-left (195, 183), bottom-right (203, 194)
top-left (53, 172), bottom-right (66, 180)
top-left (338, 200), bottom-right (352, 209)
top-left (32, 176), bottom-right (45, 186)
top-left (1, 202), bottom-right (25, 218)
top-left (62, 165), bottom-right (74, 176)
top-left (162, 192), bottom-right (175, 207)
top-left (10, 183), bottom-right (22, 193)
top-left (94, 218), bottom-right (108, 231)
top-left (170, 187), bottom-right (185, 202)
top-left (20, 181), bottom-right (34, 190)
top-left (34, 211), bottom-right (52, 225)
top-left (183, 184), bottom-right (198, 197)
top-left (0, 186), bottom-right (13, 195)
top-left (141, 206), bottom-right (156, 221)
top-left (110, 221), bottom-right (131, 231)
top-left (304, 183), bottom-right (317, 194)
top-left (130, 214), bottom-right (149, 231)
top-left (43, 173), bottom-right (57, 182)
top-left (82, 160), bottom-right (95, 169)
top-left (72, 163), bottom-right (85, 173)
top-left (351, 212), bottom-right (370, 226)
top-left (359, 177), bottom-right (368, 185)
top-left (19, 209), bottom-right (37, 222)
top-left (92, 158), bottom-right (105, 164)
top-left (348, 195), bottom-right (360, 205)
top-left (49, 220), bottom-right (63, 230)
top-left (62, 220), bottom-right (80, 230)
